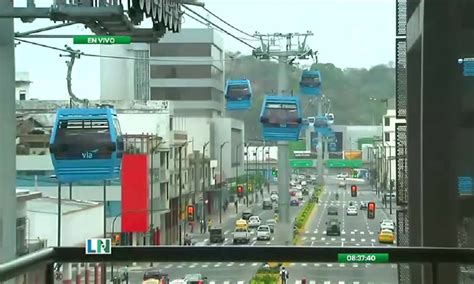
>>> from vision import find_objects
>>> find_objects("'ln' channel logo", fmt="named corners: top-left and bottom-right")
top-left (86, 238), bottom-right (112, 255)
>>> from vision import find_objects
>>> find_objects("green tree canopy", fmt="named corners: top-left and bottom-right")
top-left (224, 54), bottom-right (395, 140)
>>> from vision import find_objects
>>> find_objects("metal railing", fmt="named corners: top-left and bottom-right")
top-left (2, 246), bottom-right (474, 282)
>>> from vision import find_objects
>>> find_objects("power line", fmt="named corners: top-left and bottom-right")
top-left (183, 5), bottom-right (256, 50)
top-left (200, 6), bottom-right (256, 38)
top-left (14, 38), bottom-right (235, 63)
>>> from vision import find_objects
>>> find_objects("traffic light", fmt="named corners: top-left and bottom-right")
top-left (367, 202), bottom-right (375, 219)
top-left (272, 167), bottom-right (278, 177)
top-left (187, 205), bottom-right (195, 222)
top-left (237, 185), bottom-right (244, 198)
top-left (351, 185), bottom-right (358, 197)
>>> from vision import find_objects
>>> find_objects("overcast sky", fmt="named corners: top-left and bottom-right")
top-left (13, 0), bottom-right (395, 100)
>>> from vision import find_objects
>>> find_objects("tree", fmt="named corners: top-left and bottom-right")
top-left (224, 53), bottom-right (395, 139)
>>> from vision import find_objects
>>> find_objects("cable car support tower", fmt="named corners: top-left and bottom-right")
top-left (253, 31), bottom-right (316, 245)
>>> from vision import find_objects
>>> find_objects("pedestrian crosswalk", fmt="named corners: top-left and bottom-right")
top-left (203, 281), bottom-right (394, 284)
top-left (130, 262), bottom-right (398, 271)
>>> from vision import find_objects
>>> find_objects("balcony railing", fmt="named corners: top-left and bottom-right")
top-left (2, 247), bottom-right (474, 282)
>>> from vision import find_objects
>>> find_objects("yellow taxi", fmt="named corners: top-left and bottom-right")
top-left (378, 229), bottom-right (395, 244)
top-left (235, 219), bottom-right (248, 230)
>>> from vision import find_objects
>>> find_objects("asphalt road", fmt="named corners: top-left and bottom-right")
top-left (99, 178), bottom-right (400, 283)
top-left (123, 185), bottom-right (309, 283)
top-left (289, 175), bottom-right (398, 284)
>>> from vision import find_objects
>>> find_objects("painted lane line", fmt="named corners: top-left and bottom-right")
top-left (311, 241), bottom-right (314, 246)
top-left (309, 281), bottom-right (316, 284)
top-left (360, 231), bottom-right (365, 235)
top-left (239, 263), bottom-right (245, 266)
top-left (226, 262), bottom-right (234, 267)
top-left (327, 263), bottom-right (333, 267)
top-left (237, 281), bottom-right (245, 284)
top-left (321, 237), bottom-right (326, 241)
top-left (361, 238), bottom-right (366, 242)
top-left (311, 237), bottom-right (316, 241)
top-left (351, 238), bottom-right (356, 242)
top-left (351, 231), bottom-right (355, 235)
top-left (314, 263), bottom-right (320, 267)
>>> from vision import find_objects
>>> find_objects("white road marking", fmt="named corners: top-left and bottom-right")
top-left (239, 263), bottom-right (245, 266)
top-left (324, 281), bottom-right (331, 284)
top-left (252, 263), bottom-right (258, 266)
top-left (177, 265), bottom-right (183, 268)
top-left (351, 231), bottom-right (355, 235)
top-left (371, 239), bottom-right (376, 242)
top-left (209, 282), bottom-right (216, 284)
top-left (302, 263), bottom-right (308, 266)
top-left (202, 264), bottom-right (208, 268)
top-left (295, 281), bottom-right (302, 284)
top-left (327, 263), bottom-right (333, 267)
top-left (351, 238), bottom-right (356, 241)
top-left (223, 281), bottom-right (230, 284)
top-left (353, 263), bottom-right (359, 267)
top-left (321, 237), bottom-right (326, 241)
top-left (314, 230), bottom-right (318, 234)
top-left (338, 281), bottom-right (345, 284)
top-left (369, 231), bottom-right (374, 235)
top-left (237, 281), bottom-right (244, 284)
top-left (226, 262), bottom-right (234, 267)
top-left (339, 263), bottom-right (345, 267)
top-left (165, 264), bottom-right (173, 269)
top-left (356, 243), bottom-right (360, 246)
top-left (341, 238), bottom-right (346, 241)
top-left (323, 231), bottom-right (327, 234)
top-left (311, 237), bottom-right (316, 240)
top-left (341, 231), bottom-right (346, 234)
top-left (213, 263), bottom-right (221, 267)
top-left (361, 238), bottom-right (366, 242)
top-left (325, 242), bottom-right (330, 245)
top-left (302, 236), bottom-right (307, 240)
top-left (266, 242), bottom-right (271, 245)
top-left (224, 230), bottom-right (230, 235)
top-left (314, 263), bottom-right (320, 267)
top-left (289, 263), bottom-right (296, 267)
top-left (311, 241), bottom-right (314, 246)
top-left (305, 230), bottom-right (309, 234)
top-left (360, 231), bottom-right (365, 235)
top-left (309, 281), bottom-right (316, 284)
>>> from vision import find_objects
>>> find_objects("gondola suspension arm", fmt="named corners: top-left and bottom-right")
top-left (60, 45), bottom-right (89, 108)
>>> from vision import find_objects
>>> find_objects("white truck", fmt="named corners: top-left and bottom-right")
top-left (232, 228), bottom-right (251, 244)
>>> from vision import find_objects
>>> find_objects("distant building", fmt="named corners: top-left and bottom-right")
top-left (99, 29), bottom-right (245, 216)
top-left (15, 72), bottom-right (32, 101)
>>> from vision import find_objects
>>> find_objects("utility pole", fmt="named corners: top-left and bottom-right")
top-left (235, 143), bottom-right (242, 194)
top-left (202, 142), bottom-right (210, 224)
top-left (317, 96), bottom-right (324, 182)
top-left (245, 143), bottom-right (250, 207)
top-left (253, 31), bottom-right (315, 245)
top-left (219, 142), bottom-right (229, 224)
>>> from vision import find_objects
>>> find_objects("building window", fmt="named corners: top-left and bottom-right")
top-left (150, 65), bottom-right (212, 79)
top-left (151, 87), bottom-right (215, 101)
top-left (150, 43), bottom-right (212, 57)
top-left (169, 117), bottom-right (173, 131)
top-left (19, 90), bottom-right (26, 101)
top-left (384, 117), bottom-right (390, 126)
top-left (384, 132), bottom-right (390, 142)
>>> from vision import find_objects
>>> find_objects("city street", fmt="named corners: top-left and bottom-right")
top-left (123, 185), bottom-right (308, 283)
top-left (290, 175), bottom-right (398, 284)
top-left (101, 178), bottom-right (401, 283)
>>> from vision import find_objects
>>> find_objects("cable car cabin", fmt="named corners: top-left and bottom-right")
top-left (299, 70), bottom-right (322, 96)
top-left (259, 95), bottom-right (303, 141)
top-left (49, 108), bottom-right (124, 183)
top-left (225, 79), bottom-right (252, 110)
top-left (326, 113), bottom-right (335, 124)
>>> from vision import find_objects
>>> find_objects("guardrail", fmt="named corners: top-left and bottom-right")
top-left (2, 246), bottom-right (474, 282)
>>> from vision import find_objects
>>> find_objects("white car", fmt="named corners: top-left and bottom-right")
top-left (296, 184), bottom-right (303, 190)
top-left (295, 191), bottom-right (303, 200)
top-left (270, 194), bottom-right (278, 202)
top-left (337, 173), bottom-right (349, 179)
top-left (301, 180), bottom-right (307, 186)
top-left (346, 206), bottom-right (358, 216)
top-left (248, 216), bottom-right (261, 228)
top-left (339, 181), bottom-right (346, 188)
top-left (380, 220), bottom-right (395, 231)
top-left (290, 180), bottom-right (296, 186)
top-left (256, 225), bottom-right (271, 240)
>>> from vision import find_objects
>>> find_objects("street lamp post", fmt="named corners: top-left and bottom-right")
top-left (202, 142), bottom-right (210, 223)
top-left (235, 143), bottom-right (242, 192)
top-left (219, 141), bottom-right (229, 224)
top-left (245, 143), bottom-right (250, 207)
top-left (177, 141), bottom-right (190, 246)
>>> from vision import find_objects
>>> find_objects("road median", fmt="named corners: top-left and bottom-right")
top-left (293, 186), bottom-right (324, 245)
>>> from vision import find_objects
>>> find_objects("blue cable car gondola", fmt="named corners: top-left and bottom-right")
top-left (259, 95), bottom-right (303, 141)
top-left (49, 107), bottom-right (124, 183)
top-left (225, 79), bottom-right (252, 110)
top-left (299, 70), bottom-right (322, 96)
top-left (329, 142), bottom-right (337, 152)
